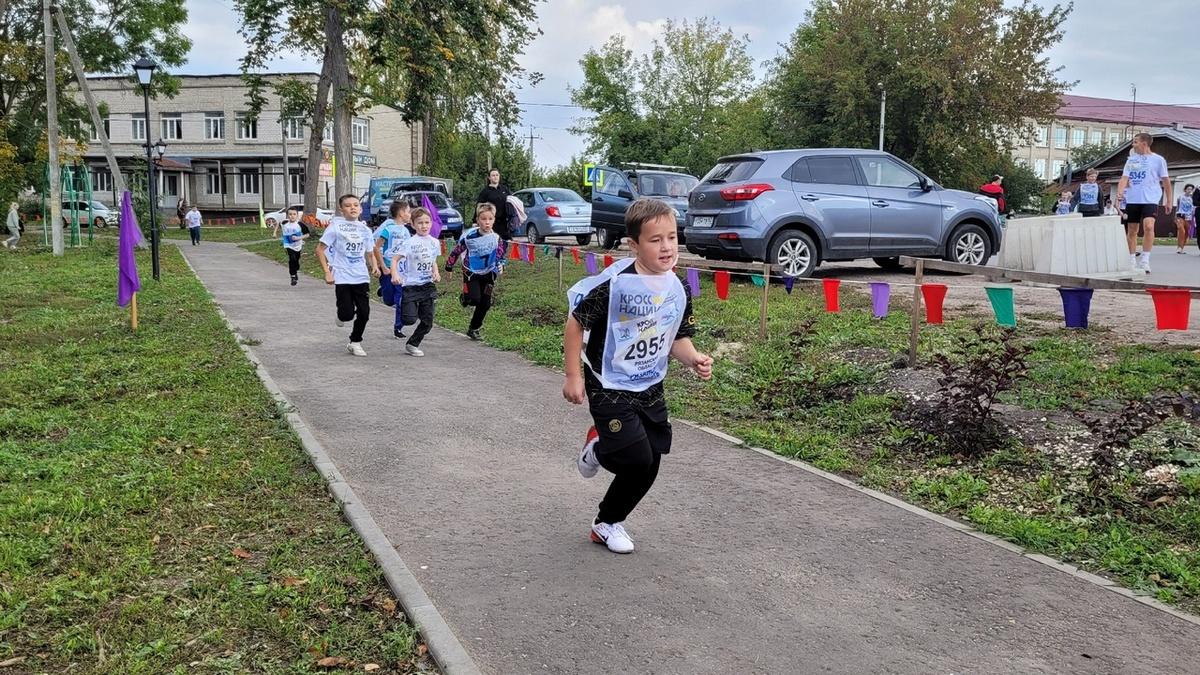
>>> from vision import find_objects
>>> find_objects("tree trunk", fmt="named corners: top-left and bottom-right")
top-left (324, 3), bottom-right (353, 201)
top-left (303, 52), bottom-right (332, 217)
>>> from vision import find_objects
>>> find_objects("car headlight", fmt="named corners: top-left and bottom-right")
top-left (974, 195), bottom-right (998, 213)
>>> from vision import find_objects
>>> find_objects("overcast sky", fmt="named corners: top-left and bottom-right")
top-left (180, 0), bottom-right (1199, 168)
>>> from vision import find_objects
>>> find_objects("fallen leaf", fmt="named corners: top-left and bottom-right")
top-left (363, 665), bottom-right (380, 672)
top-left (0, 656), bottom-right (27, 667)
top-left (316, 656), bottom-right (345, 667)
top-left (417, 644), bottom-right (428, 657)
top-left (379, 598), bottom-right (397, 614)
top-left (232, 547), bottom-right (253, 560)
top-left (281, 576), bottom-right (307, 588)
top-left (152, 535), bottom-right (161, 544)
top-left (195, 447), bottom-right (209, 455)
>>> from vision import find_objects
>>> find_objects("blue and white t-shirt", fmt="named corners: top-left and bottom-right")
top-left (397, 235), bottom-right (441, 287)
top-left (1178, 195), bottom-right (1195, 218)
top-left (281, 221), bottom-right (304, 252)
top-left (375, 219), bottom-right (412, 270)
top-left (319, 217), bottom-right (373, 285)
top-left (1078, 182), bottom-right (1100, 206)
top-left (1122, 152), bottom-right (1169, 205)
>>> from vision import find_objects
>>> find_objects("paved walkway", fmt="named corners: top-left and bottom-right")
top-left (181, 242), bottom-right (1200, 674)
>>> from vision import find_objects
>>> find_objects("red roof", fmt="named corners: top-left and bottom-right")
top-left (1058, 94), bottom-right (1200, 128)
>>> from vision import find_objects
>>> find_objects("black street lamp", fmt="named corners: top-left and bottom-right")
top-left (134, 56), bottom-right (161, 280)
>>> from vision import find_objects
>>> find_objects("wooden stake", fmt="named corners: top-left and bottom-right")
top-left (131, 293), bottom-right (139, 331)
top-left (758, 261), bottom-right (770, 339)
top-left (558, 250), bottom-right (564, 291)
top-left (907, 258), bottom-right (924, 366)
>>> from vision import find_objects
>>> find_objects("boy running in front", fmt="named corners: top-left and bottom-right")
top-left (317, 194), bottom-right (380, 357)
top-left (374, 199), bottom-right (412, 339)
top-left (563, 198), bottom-right (713, 554)
top-left (445, 203), bottom-right (506, 341)
top-left (392, 207), bottom-right (441, 357)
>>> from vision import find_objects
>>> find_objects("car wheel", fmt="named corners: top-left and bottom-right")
top-left (598, 227), bottom-right (621, 250)
top-left (94, 217), bottom-right (107, 229)
top-left (769, 230), bottom-right (818, 278)
top-left (526, 223), bottom-right (542, 244)
top-left (945, 224), bottom-right (990, 266)
top-left (575, 233), bottom-right (592, 246)
top-left (872, 256), bottom-right (903, 270)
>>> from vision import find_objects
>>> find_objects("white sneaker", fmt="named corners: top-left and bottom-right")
top-left (405, 344), bottom-right (424, 357)
top-left (577, 426), bottom-right (600, 478)
top-left (1179, 247), bottom-right (1186, 254)
top-left (591, 521), bottom-right (634, 554)
top-left (347, 342), bottom-right (367, 357)
top-left (335, 316), bottom-right (345, 327)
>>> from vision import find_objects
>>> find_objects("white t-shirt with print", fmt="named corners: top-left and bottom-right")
top-left (397, 235), bottom-right (441, 287)
top-left (1121, 152), bottom-right (1169, 205)
top-left (319, 218), bottom-right (373, 285)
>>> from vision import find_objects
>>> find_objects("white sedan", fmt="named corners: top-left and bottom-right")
top-left (264, 204), bottom-right (334, 229)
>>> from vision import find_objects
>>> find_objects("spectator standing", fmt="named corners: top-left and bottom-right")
top-left (978, 175), bottom-right (1006, 215)
top-left (4, 202), bottom-right (20, 249)
top-left (476, 169), bottom-right (512, 241)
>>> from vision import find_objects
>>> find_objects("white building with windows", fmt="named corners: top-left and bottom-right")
top-left (75, 73), bottom-right (424, 215)
top-left (1013, 95), bottom-right (1200, 182)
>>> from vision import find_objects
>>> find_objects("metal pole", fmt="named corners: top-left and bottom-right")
top-left (142, 86), bottom-right (161, 280)
top-left (878, 87), bottom-right (887, 151)
top-left (44, 0), bottom-right (63, 255)
top-left (907, 259), bottom-right (925, 366)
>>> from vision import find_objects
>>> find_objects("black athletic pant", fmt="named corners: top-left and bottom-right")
top-left (465, 271), bottom-right (496, 331)
top-left (286, 248), bottom-right (301, 277)
top-left (401, 282), bottom-right (437, 347)
top-left (189, 227), bottom-right (201, 244)
top-left (589, 396), bottom-right (672, 525)
top-left (335, 282), bottom-right (370, 343)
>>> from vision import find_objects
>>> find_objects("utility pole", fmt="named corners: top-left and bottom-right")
top-left (54, 8), bottom-right (126, 196)
top-left (280, 112), bottom-right (290, 209)
top-left (44, 0), bottom-right (63, 255)
top-left (1129, 83), bottom-right (1137, 140)
top-left (527, 125), bottom-right (542, 186)
top-left (877, 84), bottom-right (887, 151)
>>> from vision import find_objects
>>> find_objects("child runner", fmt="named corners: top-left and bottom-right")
top-left (393, 207), bottom-right (441, 357)
top-left (374, 199), bottom-right (412, 339)
top-left (1055, 191), bottom-right (1072, 215)
top-left (280, 206), bottom-right (308, 286)
top-left (563, 198), bottom-right (713, 555)
top-left (317, 194), bottom-right (380, 357)
top-left (1073, 169), bottom-right (1103, 218)
top-left (445, 203), bottom-right (506, 341)
top-left (1176, 184), bottom-right (1195, 254)
top-left (185, 205), bottom-right (202, 245)
top-left (1116, 133), bottom-right (1172, 273)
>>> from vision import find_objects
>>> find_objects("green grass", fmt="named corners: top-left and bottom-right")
top-left (163, 224), bottom-right (285, 244)
top-left (241, 241), bottom-right (1200, 614)
top-left (0, 243), bottom-right (424, 673)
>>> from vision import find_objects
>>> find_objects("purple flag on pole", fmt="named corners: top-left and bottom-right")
top-left (585, 252), bottom-right (598, 275)
top-left (784, 276), bottom-right (795, 294)
top-left (686, 268), bottom-right (701, 297)
top-left (421, 194), bottom-right (444, 238)
top-left (869, 282), bottom-right (890, 318)
top-left (117, 191), bottom-right (142, 307)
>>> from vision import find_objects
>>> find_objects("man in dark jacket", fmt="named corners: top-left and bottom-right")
top-left (476, 169), bottom-right (511, 240)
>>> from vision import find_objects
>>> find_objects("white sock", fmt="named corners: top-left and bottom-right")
top-left (1143, 251), bottom-right (1151, 263)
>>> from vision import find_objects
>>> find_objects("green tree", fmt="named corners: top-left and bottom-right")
top-left (767, 0), bottom-right (1071, 191)
top-left (571, 18), bottom-right (768, 175)
top-left (0, 0), bottom-right (189, 193)
top-left (1070, 141), bottom-right (1120, 170)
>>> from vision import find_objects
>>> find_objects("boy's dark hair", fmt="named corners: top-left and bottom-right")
top-left (1186, 183), bottom-right (1195, 190)
top-left (624, 198), bottom-right (676, 241)
top-left (389, 199), bottom-right (410, 218)
top-left (285, 206), bottom-right (300, 214)
top-left (338, 193), bottom-right (359, 207)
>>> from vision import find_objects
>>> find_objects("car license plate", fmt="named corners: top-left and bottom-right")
top-left (567, 226), bottom-right (591, 234)
top-left (692, 216), bottom-right (714, 228)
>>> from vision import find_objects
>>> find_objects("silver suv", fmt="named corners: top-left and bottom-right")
top-left (684, 149), bottom-right (1002, 277)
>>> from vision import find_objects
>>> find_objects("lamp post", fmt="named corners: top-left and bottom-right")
top-left (134, 56), bottom-right (161, 280)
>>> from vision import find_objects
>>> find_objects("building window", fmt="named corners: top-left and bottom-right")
top-left (206, 169), bottom-right (223, 195)
top-left (238, 169), bottom-right (260, 194)
top-left (205, 113), bottom-right (225, 140)
top-left (284, 118), bottom-right (305, 140)
top-left (1034, 158), bottom-right (1047, 179)
top-left (1034, 126), bottom-right (1047, 147)
top-left (90, 118), bottom-right (110, 141)
top-left (91, 169), bottom-right (114, 193)
top-left (1089, 130), bottom-right (1103, 145)
top-left (1053, 127), bottom-right (1067, 149)
top-left (1108, 131), bottom-right (1121, 145)
top-left (1070, 128), bottom-right (1084, 147)
top-left (323, 121), bottom-right (333, 142)
top-left (236, 115), bottom-right (258, 140)
top-left (289, 171), bottom-right (304, 196)
top-left (352, 118), bottom-right (370, 147)
top-left (1051, 159), bottom-right (1065, 179)
top-left (131, 114), bottom-right (146, 141)
top-left (161, 113), bottom-right (182, 141)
